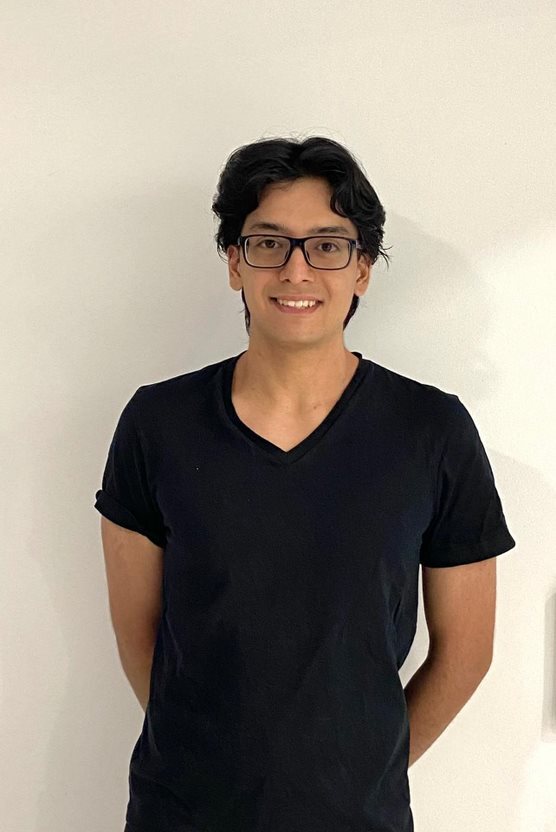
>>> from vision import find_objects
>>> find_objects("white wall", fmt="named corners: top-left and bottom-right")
top-left (2, 2), bottom-right (554, 830)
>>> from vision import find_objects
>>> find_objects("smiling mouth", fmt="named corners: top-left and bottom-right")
top-left (269, 298), bottom-right (324, 316)
top-left (270, 298), bottom-right (323, 305)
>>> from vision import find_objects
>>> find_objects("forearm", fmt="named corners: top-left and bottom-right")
top-left (118, 643), bottom-right (155, 713)
top-left (403, 650), bottom-right (490, 768)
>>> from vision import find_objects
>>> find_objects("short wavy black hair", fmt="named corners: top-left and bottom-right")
top-left (211, 134), bottom-right (391, 335)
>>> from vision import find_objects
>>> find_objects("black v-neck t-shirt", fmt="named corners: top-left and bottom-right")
top-left (94, 350), bottom-right (516, 832)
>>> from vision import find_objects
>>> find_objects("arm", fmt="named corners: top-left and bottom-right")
top-left (100, 515), bottom-right (164, 712)
top-left (119, 645), bottom-right (156, 713)
top-left (404, 646), bottom-right (490, 768)
top-left (404, 557), bottom-right (496, 767)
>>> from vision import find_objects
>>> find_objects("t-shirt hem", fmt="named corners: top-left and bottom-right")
top-left (94, 490), bottom-right (165, 547)
top-left (420, 525), bottom-right (516, 567)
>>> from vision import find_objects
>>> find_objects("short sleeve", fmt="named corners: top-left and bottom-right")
top-left (420, 396), bottom-right (516, 568)
top-left (94, 388), bottom-right (166, 547)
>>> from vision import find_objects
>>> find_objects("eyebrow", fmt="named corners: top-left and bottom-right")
top-left (246, 221), bottom-right (353, 236)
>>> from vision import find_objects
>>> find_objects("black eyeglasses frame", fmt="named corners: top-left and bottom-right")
top-left (236, 234), bottom-right (363, 271)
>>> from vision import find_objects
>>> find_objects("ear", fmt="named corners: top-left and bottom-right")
top-left (227, 244), bottom-right (242, 292)
top-left (355, 256), bottom-right (372, 297)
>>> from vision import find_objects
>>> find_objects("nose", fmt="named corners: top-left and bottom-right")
top-left (281, 244), bottom-right (314, 279)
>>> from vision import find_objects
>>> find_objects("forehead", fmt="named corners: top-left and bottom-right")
top-left (244, 177), bottom-right (357, 237)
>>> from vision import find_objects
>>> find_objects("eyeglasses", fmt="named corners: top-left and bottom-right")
top-left (236, 234), bottom-right (363, 270)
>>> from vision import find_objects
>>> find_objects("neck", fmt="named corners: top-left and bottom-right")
top-left (232, 344), bottom-right (359, 414)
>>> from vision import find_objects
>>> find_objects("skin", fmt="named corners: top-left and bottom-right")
top-left (103, 176), bottom-right (497, 778)
top-left (226, 175), bottom-right (372, 416)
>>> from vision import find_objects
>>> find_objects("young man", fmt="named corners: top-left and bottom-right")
top-left (95, 136), bottom-right (516, 832)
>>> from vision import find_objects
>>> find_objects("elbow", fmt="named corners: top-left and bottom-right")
top-left (428, 639), bottom-right (493, 679)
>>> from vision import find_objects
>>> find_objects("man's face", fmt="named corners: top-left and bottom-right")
top-left (227, 176), bottom-right (371, 348)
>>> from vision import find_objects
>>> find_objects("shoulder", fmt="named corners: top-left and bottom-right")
top-left (128, 354), bottom-right (232, 423)
top-left (368, 358), bottom-right (463, 432)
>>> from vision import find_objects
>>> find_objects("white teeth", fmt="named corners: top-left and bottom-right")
top-left (276, 299), bottom-right (318, 308)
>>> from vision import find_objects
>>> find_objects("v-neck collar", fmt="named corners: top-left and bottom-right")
top-left (220, 350), bottom-right (370, 465)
